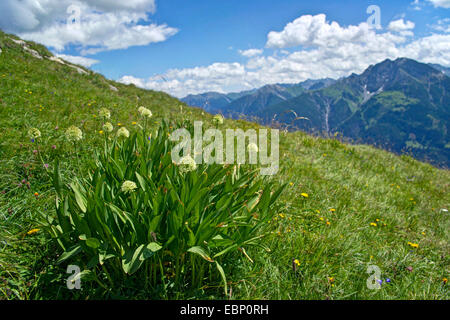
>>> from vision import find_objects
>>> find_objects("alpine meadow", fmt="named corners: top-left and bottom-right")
top-left (0, 0), bottom-right (450, 302)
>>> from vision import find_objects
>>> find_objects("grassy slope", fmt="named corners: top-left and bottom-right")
top-left (0, 31), bottom-right (448, 299)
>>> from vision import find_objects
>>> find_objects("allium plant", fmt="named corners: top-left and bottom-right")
top-left (46, 119), bottom-right (285, 297)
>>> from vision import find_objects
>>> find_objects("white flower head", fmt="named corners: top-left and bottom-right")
top-left (116, 127), bottom-right (130, 139)
top-left (178, 155), bottom-right (197, 174)
top-left (28, 128), bottom-right (41, 140)
top-left (138, 106), bottom-right (152, 118)
top-left (99, 108), bottom-right (111, 119)
top-left (102, 122), bottom-right (114, 133)
top-left (213, 114), bottom-right (224, 125)
top-left (65, 126), bottom-right (83, 142)
top-left (248, 143), bottom-right (259, 153)
top-left (121, 180), bottom-right (137, 194)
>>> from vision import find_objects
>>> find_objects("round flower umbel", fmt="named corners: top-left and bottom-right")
top-left (178, 155), bottom-right (197, 174)
top-left (116, 127), bottom-right (130, 139)
top-left (28, 128), bottom-right (41, 140)
top-left (138, 106), bottom-right (152, 118)
top-left (248, 143), bottom-right (259, 153)
top-left (99, 108), bottom-right (111, 119)
top-left (121, 180), bottom-right (137, 194)
top-left (103, 122), bottom-right (114, 133)
top-left (65, 126), bottom-right (83, 142)
top-left (213, 114), bottom-right (224, 125)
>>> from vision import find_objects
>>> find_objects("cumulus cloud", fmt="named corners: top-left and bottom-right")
top-left (119, 13), bottom-right (450, 98)
top-left (238, 49), bottom-right (263, 57)
top-left (428, 0), bottom-right (450, 8)
top-left (0, 0), bottom-right (177, 55)
top-left (55, 54), bottom-right (99, 67)
top-left (388, 19), bottom-right (415, 37)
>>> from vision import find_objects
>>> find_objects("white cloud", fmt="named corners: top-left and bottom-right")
top-left (388, 19), bottom-right (415, 32)
top-left (238, 49), bottom-right (263, 57)
top-left (428, 0), bottom-right (450, 8)
top-left (119, 13), bottom-right (450, 98)
top-left (0, 0), bottom-right (177, 55)
top-left (388, 19), bottom-right (415, 37)
top-left (55, 54), bottom-right (99, 67)
top-left (430, 18), bottom-right (450, 32)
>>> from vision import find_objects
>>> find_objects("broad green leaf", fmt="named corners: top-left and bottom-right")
top-left (188, 246), bottom-right (214, 262)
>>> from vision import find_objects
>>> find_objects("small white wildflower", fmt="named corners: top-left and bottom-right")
top-left (121, 180), bottom-right (137, 194)
top-left (213, 114), bottom-right (224, 125)
top-left (28, 128), bottom-right (41, 140)
top-left (99, 108), bottom-right (111, 119)
top-left (116, 127), bottom-right (130, 139)
top-left (65, 126), bottom-right (83, 142)
top-left (138, 106), bottom-right (152, 118)
top-left (102, 122), bottom-right (113, 133)
top-left (178, 155), bottom-right (197, 174)
top-left (248, 143), bottom-right (258, 153)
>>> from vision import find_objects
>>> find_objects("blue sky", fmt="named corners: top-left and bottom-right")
top-left (89, 0), bottom-right (448, 79)
top-left (1, 0), bottom-right (449, 97)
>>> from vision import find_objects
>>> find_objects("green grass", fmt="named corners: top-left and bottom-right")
top-left (0, 30), bottom-right (449, 300)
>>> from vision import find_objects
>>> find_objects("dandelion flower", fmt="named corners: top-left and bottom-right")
top-left (294, 259), bottom-right (300, 266)
top-left (99, 108), bottom-right (111, 119)
top-left (330, 208), bottom-right (336, 212)
top-left (178, 155), bottom-right (197, 173)
top-left (301, 192), bottom-right (309, 198)
top-left (28, 128), bottom-right (41, 140)
top-left (443, 278), bottom-right (448, 284)
top-left (138, 106), bottom-right (152, 118)
top-left (26, 228), bottom-right (40, 235)
top-left (102, 122), bottom-right (113, 133)
top-left (213, 114), bottom-right (224, 125)
top-left (65, 126), bottom-right (83, 142)
top-left (248, 143), bottom-right (258, 153)
top-left (116, 127), bottom-right (130, 139)
top-left (121, 180), bottom-right (137, 194)
top-left (370, 222), bottom-right (377, 227)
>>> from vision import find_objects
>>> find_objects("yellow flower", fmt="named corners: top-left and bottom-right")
top-left (132, 121), bottom-right (137, 125)
top-left (330, 208), bottom-right (336, 212)
top-left (376, 219), bottom-right (380, 222)
top-left (370, 222), bottom-right (377, 227)
top-left (301, 192), bottom-right (309, 198)
top-left (443, 278), bottom-right (448, 284)
top-left (294, 259), bottom-right (300, 266)
top-left (319, 217), bottom-right (324, 221)
top-left (26, 228), bottom-right (40, 235)
top-left (99, 130), bottom-right (104, 135)
top-left (408, 242), bottom-right (419, 248)
top-left (328, 277), bottom-right (335, 283)
top-left (326, 221), bottom-right (331, 225)
top-left (289, 182), bottom-right (294, 186)
top-left (279, 213), bottom-right (285, 219)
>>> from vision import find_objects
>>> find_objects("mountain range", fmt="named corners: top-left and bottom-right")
top-left (182, 58), bottom-right (450, 168)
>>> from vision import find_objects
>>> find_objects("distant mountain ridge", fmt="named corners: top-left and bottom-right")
top-left (261, 58), bottom-right (450, 167)
top-left (182, 59), bottom-right (449, 168)
top-left (181, 78), bottom-right (336, 115)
